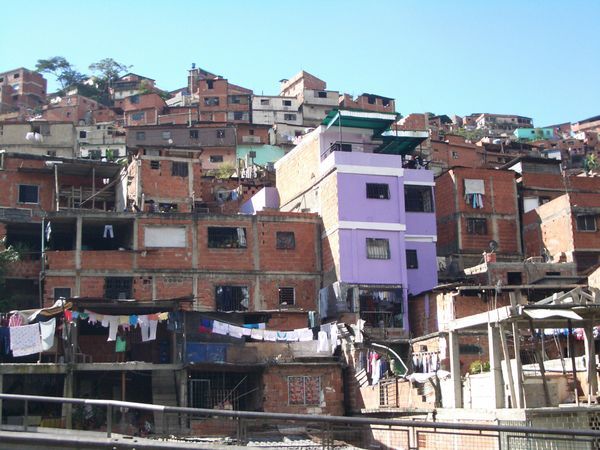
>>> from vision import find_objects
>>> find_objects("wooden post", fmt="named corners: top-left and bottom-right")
top-left (449, 330), bottom-right (462, 408)
top-left (500, 324), bottom-right (517, 408)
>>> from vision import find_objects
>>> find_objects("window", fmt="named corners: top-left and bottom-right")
top-left (288, 376), bottom-right (320, 406)
top-left (466, 218), bottom-right (487, 235)
top-left (210, 155), bottom-right (224, 163)
top-left (144, 226), bottom-right (186, 247)
top-left (260, 99), bottom-right (270, 105)
top-left (208, 227), bottom-right (247, 248)
top-left (451, 151), bottom-right (459, 159)
top-left (404, 186), bottom-right (434, 212)
top-left (367, 95), bottom-right (376, 105)
top-left (507, 272), bottom-right (523, 284)
top-left (333, 143), bottom-right (352, 152)
top-left (366, 238), bottom-right (390, 260)
top-left (283, 100), bottom-right (292, 106)
top-left (229, 95), bottom-right (248, 104)
top-left (172, 161), bottom-right (188, 177)
top-left (105, 277), bottom-right (133, 299)
top-left (190, 130), bottom-right (199, 139)
top-left (233, 111), bottom-right (244, 120)
top-left (366, 183), bottom-right (390, 200)
top-left (216, 129), bottom-right (225, 138)
top-left (577, 215), bottom-right (597, 232)
top-left (131, 112), bottom-right (145, 121)
top-left (89, 150), bottom-right (101, 160)
top-left (215, 285), bottom-right (249, 311)
top-left (279, 287), bottom-right (295, 305)
top-left (406, 249), bottom-right (418, 269)
top-left (130, 95), bottom-right (139, 104)
top-left (249, 129), bottom-right (254, 135)
top-left (79, 130), bottom-right (87, 139)
top-left (161, 131), bottom-right (171, 140)
top-left (316, 91), bottom-right (327, 98)
top-left (150, 160), bottom-right (160, 170)
top-left (204, 96), bottom-right (219, 106)
top-left (13, 73), bottom-right (20, 79)
top-left (18, 185), bottom-right (39, 204)
top-left (53, 287), bottom-right (71, 301)
top-left (276, 231), bottom-right (296, 249)
top-left (284, 113), bottom-right (296, 121)
top-left (382, 98), bottom-right (390, 107)
top-left (206, 79), bottom-right (214, 89)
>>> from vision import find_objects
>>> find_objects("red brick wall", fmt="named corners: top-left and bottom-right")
top-left (262, 365), bottom-right (344, 415)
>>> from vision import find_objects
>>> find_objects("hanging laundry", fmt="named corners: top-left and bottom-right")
top-left (129, 315), bottom-right (138, 327)
top-left (106, 316), bottom-right (119, 342)
top-left (45, 221), bottom-right (52, 241)
top-left (199, 319), bottom-right (213, 334)
top-left (228, 325), bottom-right (245, 339)
top-left (317, 330), bottom-right (329, 352)
top-left (0, 327), bottom-right (10, 355)
top-left (148, 320), bottom-right (158, 341)
top-left (115, 336), bottom-right (126, 353)
top-left (40, 318), bottom-right (56, 351)
top-left (8, 312), bottom-right (26, 327)
top-left (212, 320), bottom-right (230, 336)
top-left (103, 225), bottom-right (114, 238)
top-left (296, 328), bottom-right (313, 342)
top-left (10, 323), bottom-right (42, 357)
top-left (138, 315), bottom-right (151, 342)
top-left (263, 330), bottom-right (278, 341)
top-left (250, 329), bottom-right (264, 340)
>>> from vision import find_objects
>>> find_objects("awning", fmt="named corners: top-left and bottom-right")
top-left (524, 309), bottom-right (583, 321)
top-left (321, 109), bottom-right (398, 135)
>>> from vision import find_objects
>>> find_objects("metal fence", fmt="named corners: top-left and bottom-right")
top-left (1, 393), bottom-right (600, 449)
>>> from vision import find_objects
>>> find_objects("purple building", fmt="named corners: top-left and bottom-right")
top-left (275, 110), bottom-right (437, 337)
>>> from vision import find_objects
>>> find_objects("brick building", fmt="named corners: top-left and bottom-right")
top-left (435, 167), bottom-right (522, 274)
top-left (0, 67), bottom-right (47, 116)
top-left (338, 93), bottom-right (396, 114)
top-left (0, 121), bottom-right (77, 158)
top-left (110, 73), bottom-right (157, 101)
top-left (43, 94), bottom-right (115, 125)
top-left (0, 150), bottom-right (344, 424)
top-left (430, 134), bottom-right (484, 173)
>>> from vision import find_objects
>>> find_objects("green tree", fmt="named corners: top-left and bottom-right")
top-left (89, 58), bottom-right (132, 84)
top-left (35, 56), bottom-right (86, 91)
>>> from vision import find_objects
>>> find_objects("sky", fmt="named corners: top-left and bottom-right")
top-left (1, 0), bottom-right (598, 127)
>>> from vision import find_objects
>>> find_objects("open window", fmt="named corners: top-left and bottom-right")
top-left (406, 249), bottom-right (418, 269)
top-left (208, 227), bottom-right (247, 248)
top-left (215, 285), bottom-right (249, 311)
top-left (18, 185), bottom-right (39, 204)
top-left (276, 231), bottom-right (295, 250)
top-left (359, 288), bottom-right (403, 328)
top-left (105, 277), bottom-right (133, 299)
top-left (81, 221), bottom-right (134, 250)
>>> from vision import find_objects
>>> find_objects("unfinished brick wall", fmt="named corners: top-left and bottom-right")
top-left (262, 364), bottom-right (344, 415)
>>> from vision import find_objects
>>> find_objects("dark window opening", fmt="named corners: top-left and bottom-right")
top-left (82, 222), bottom-right (133, 250)
top-left (366, 183), bottom-right (390, 200)
top-left (131, 112), bottom-right (144, 121)
top-left (233, 111), bottom-right (244, 120)
top-left (367, 238), bottom-right (390, 260)
top-left (54, 287), bottom-right (71, 301)
top-left (466, 218), bottom-right (487, 235)
top-left (249, 129), bottom-right (254, 135)
top-left (216, 130), bottom-right (225, 138)
top-left (404, 186), bottom-right (434, 212)
top-left (130, 95), bottom-right (139, 104)
top-left (284, 113), bottom-right (296, 121)
top-left (171, 161), bottom-right (188, 177)
top-left (333, 143), bottom-right (352, 152)
top-left (367, 95), bottom-right (376, 105)
top-left (208, 227), bottom-right (247, 248)
top-left (206, 80), bottom-right (214, 89)
top-left (317, 91), bottom-right (327, 98)
top-left (79, 130), bottom-right (87, 139)
top-left (283, 100), bottom-right (292, 106)
top-left (190, 130), bottom-right (199, 139)
top-left (18, 185), bottom-right (39, 204)
top-left (215, 285), bottom-right (249, 311)
top-left (150, 160), bottom-right (160, 170)
top-left (5, 223), bottom-right (43, 260)
top-left (260, 99), bottom-right (269, 105)
top-left (279, 287), bottom-right (295, 305)
top-left (577, 215), bottom-right (597, 232)
top-left (545, 271), bottom-right (561, 276)
top-left (507, 272), bottom-right (523, 285)
top-left (209, 155), bottom-right (224, 163)
top-left (136, 131), bottom-right (145, 140)
top-left (276, 231), bottom-right (296, 249)
top-left (204, 97), bottom-right (219, 106)
top-left (406, 249), bottom-right (418, 269)
top-left (358, 288), bottom-right (403, 328)
top-left (105, 277), bottom-right (133, 300)
top-left (382, 98), bottom-right (390, 107)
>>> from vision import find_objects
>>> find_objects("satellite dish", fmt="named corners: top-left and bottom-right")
top-left (488, 240), bottom-right (498, 253)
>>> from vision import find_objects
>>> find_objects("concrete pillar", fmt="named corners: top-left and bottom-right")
top-left (75, 216), bottom-right (82, 269)
top-left (511, 322), bottom-right (524, 408)
top-left (63, 370), bottom-right (74, 429)
top-left (449, 330), bottom-right (462, 408)
top-left (584, 322), bottom-right (598, 403)
top-left (488, 324), bottom-right (505, 408)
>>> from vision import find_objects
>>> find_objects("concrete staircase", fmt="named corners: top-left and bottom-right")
top-left (152, 370), bottom-right (181, 435)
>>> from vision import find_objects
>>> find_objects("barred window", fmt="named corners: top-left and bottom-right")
top-left (288, 376), bottom-right (320, 405)
top-left (466, 218), bottom-right (487, 235)
top-left (171, 161), bottom-right (188, 177)
top-left (278, 287), bottom-right (295, 305)
top-left (366, 183), bottom-right (390, 199)
top-left (366, 238), bottom-right (390, 260)
top-left (404, 186), bottom-right (434, 212)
